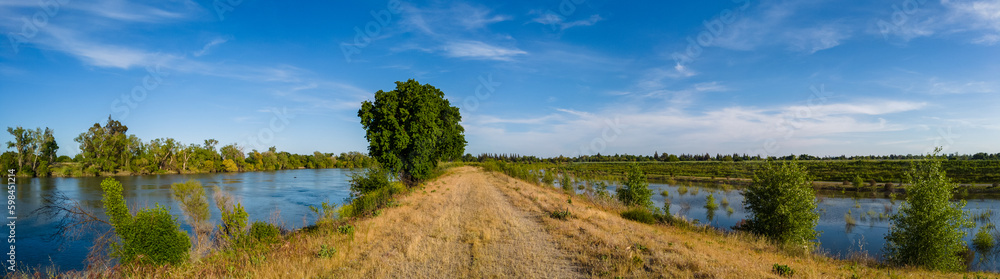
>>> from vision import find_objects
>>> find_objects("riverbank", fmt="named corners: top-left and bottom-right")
top-left (10, 162), bottom-right (356, 178)
top-left (27, 166), bottom-right (996, 278)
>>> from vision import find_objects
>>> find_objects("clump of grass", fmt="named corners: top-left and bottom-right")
top-left (845, 213), bottom-right (858, 226)
top-left (621, 208), bottom-right (657, 224)
top-left (317, 245), bottom-right (337, 258)
top-left (550, 208), bottom-right (572, 220)
top-left (337, 224), bottom-right (355, 235)
top-left (726, 206), bottom-right (734, 216)
top-left (661, 190), bottom-right (669, 197)
top-left (772, 263), bottom-right (795, 277)
top-left (677, 185), bottom-right (689, 195)
top-left (720, 196), bottom-right (730, 207)
top-left (690, 187), bottom-right (700, 195)
top-left (973, 209), bottom-right (994, 223)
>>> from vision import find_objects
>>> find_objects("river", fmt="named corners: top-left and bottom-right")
top-left (6, 168), bottom-right (357, 272)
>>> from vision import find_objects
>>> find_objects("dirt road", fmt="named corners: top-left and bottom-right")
top-left (334, 166), bottom-right (580, 278)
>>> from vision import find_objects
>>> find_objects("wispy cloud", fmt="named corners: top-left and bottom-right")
top-left (712, 1), bottom-right (851, 53)
top-left (441, 40), bottom-right (527, 61)
top-left (193, 37), bottom-right (229, 57)
top-left (530, 11), bottom-right (602, 31)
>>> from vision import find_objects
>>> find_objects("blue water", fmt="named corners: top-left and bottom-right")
top-left (5, 168), bottom-right (357, 272)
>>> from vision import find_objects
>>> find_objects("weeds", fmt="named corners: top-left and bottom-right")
top-left (317, 245), bottom-right (337, 258)
top-left (772, 263), bottom-right (795, 277)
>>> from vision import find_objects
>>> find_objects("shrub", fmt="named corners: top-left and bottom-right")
top-left (550, 208), bottom-right (571, 220)
top-left (214, 188), bottom-right (248, 246)
top-left (317, 245), bottom-right (337, 258)
top-left (309, 200), bottom-right (338, 226)
top-left (349, 167), bottom-right (392, 196)
top-left (102, 178), bottom-right (190, 265)
top-left (884, 151), bottom-right (972, 272)
top-left (973, 224), bottom-right (995, 253)
top-left (542, 170), bottom-right (555, 186)
top-left (170, 180), bottom-right (211, 250)
top-left (617, 164), bottom-right (652, 208)
top-left (772, 264), bottom-right (795, 277)
top-left (560, 173), bottom-right (573, 193)
top-left (338, 224), bottom-right (355, 235)
top-left (853, 175), bottom-right (865, 190)
top-left (743, 161), bottom-right (819, 246)
top-left (248, 221), bottom-right (281, 244)
top-left (704, 193), bottom-right (718, 211)
top-left (621, 208), bottom-right (656, 224)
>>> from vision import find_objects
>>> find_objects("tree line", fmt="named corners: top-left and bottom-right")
top-left (3, 116), bottom-right (374, 177)
top-left (459, 151), bottom-right (1000, 164)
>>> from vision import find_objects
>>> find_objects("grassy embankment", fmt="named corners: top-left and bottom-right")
top-left (23, 164), bottom-right (998, 278)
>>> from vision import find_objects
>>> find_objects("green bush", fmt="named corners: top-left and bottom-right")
top-left (743, 161), bottom-right (819, 246)
top-left (705, 193), bottom-right (718, 211)
top-left (853, 175), bottom-right (865, 190)
top-left (772, 263), bottom-right (795, 277)
top-left (621, 208), bottom-right (656, 224)
top-left (542, 170), bottom-right (555, 186)
top-left (248, 221), bottom-right (281, 244)
top-left (885, 152), bottom-right (972, 271)
top-left (617, 164), bottom-right (652, 208)
top-left (102, 178), bottom-right (190, 265)
top-left (317, 245), bottom-right (337, 258)
top-left (973, 224), bottom-right (995, 253)
top-left (349, 167), bottom-right (392, 195)
top-left (337, 224), bottom-right (355, 235)
top-left (560, 173), bottom-right (573, 193)
top-left (549, 208), bottom-right (571, 220)
top-left (309, 200), bottom-right (338, 226)
top-left (217, 197), bottom-right (249, 245)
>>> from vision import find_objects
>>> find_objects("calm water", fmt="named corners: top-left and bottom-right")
top-left (5, 168), bottom-right (357, 272)
top-left (583, 180), bottom-right (1000, 272)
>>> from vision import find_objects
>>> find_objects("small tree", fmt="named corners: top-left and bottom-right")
top-left (742, 161), bottom-right (819, 246)
top-left (617, 164), bottom-right (652, 208)
top-left (170, 180), bottom-right (211, 254)
top-left (884, 150), bottom-right (972, 271)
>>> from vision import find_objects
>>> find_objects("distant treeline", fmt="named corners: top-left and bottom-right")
top-left (3, 117), bottom-right (374, 177)
top-left (461, 151), bottom-right (1000, 164)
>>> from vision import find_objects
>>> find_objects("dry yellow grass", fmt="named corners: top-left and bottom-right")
top-left (136, 166), bottom-right (993, 278)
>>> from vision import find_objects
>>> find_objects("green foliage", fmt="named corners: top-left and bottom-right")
top-left (621, 208), bottom-right (657, 224)
top-left (358, 79), bottom-right (467, 185)
top-left (349, 167), bottom-right (392, 195)
top-left (248, 221), bottom-right (281, 244)
top-left (973, 223), bottom-right (995, 253)
top-left (772, 264), bottom-right (795, 277)
top-left (704, 193), bottom-right (718, 211)
top-left (309, 200), bottom-right (338, 226)
top-left (560, 173), bottom-right (573, 193)
top-left (743, 161), bottom-right (819, 246)
top-left (549, 208), bottom-right (571, 220)
top-left (317, 245), bottom-right (337, 258)
top-left (101, 178), bottom-right (190, 265)
top-left (170, 179), bottom-right (211, 247)
top-left (617, 164), bottom-right (653, 208)
top-left (337, 224), bottom-right (355, 235)
top-left (217, 197), bottom-right (249, 245)
top-left (342, 169), bottom-right (405, 218)
top-left (853, 175), bottom-right (865, 189)
top-left (885, 152), bottom-right (973, 271)
top-left (542, 170), bottom-right (555, 186)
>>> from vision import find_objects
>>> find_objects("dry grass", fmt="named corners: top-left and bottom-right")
top-left (78, 166), bottom-right (996, 278)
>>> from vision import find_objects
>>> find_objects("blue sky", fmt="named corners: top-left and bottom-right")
top-left (1, 0), bottom-right (998, 158)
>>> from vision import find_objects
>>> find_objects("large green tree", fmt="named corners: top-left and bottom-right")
top-left (358, 79), bottom-right (466, 185)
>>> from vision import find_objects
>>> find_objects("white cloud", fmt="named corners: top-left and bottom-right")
top-left (530, 12), bottom-right (603, 31)
top-left (712, 1), bottom-right (851, 53)
top-left (465, 100), bottom-right (927, 157)
top-left (193, 38), bottom-right (228, 57)
top-left (441, 40), bottom-right (527, 61)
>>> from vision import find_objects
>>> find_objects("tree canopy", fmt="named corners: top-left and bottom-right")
top-left (358, 79), bottom-right (466, 185)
